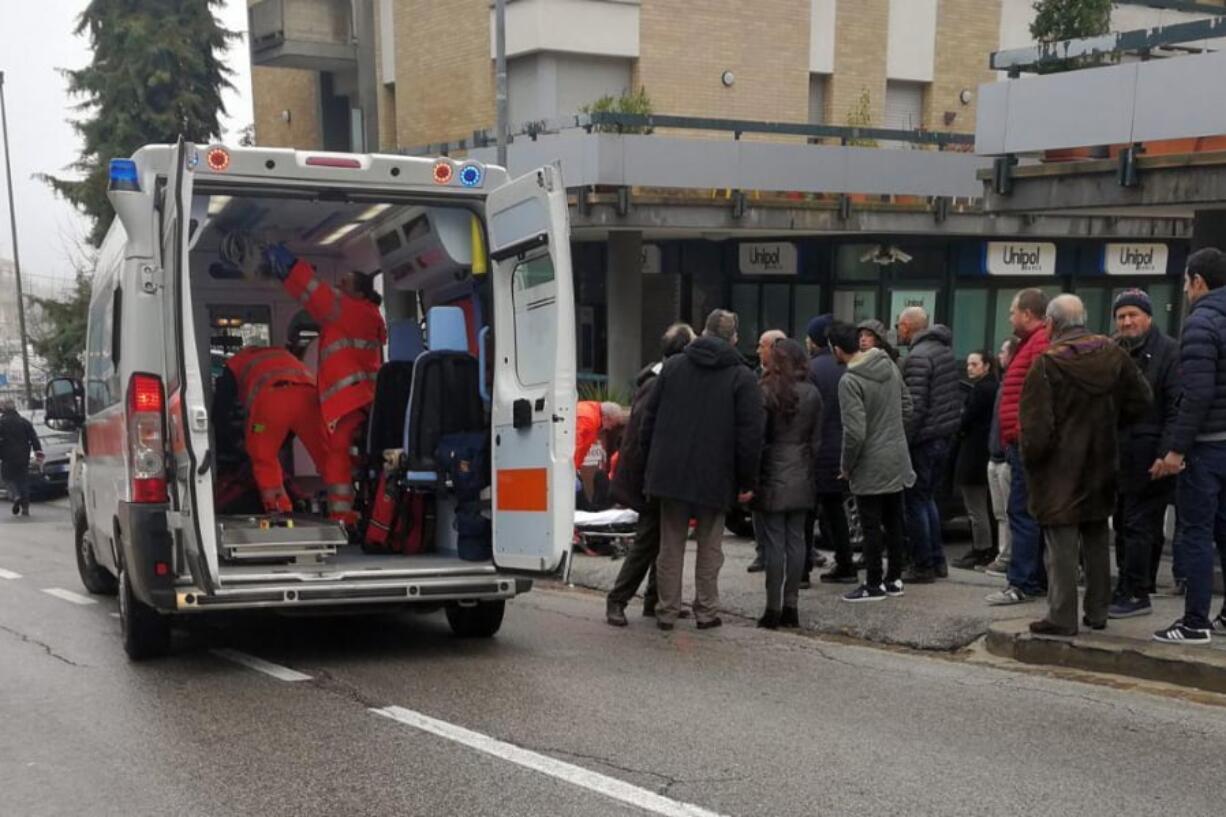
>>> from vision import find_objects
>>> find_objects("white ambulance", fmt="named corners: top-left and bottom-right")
top-left (46, 141), bottom-right (577, 660)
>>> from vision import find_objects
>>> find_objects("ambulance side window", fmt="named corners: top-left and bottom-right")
top-left (511, 254), bottom-right (557, 387)
top-left (85, 285), bottom-right (117, 415)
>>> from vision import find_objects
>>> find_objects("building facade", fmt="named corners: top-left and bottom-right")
top-left (246, 0), bottom-right (1207, 388)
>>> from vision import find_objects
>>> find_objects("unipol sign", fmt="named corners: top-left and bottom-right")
top-left (984, 241), bottom-right (1057, 276)
top-left (739, 242), bottom-right (798, 275)
top-left (1103, 243), bottom-right (1168, 276)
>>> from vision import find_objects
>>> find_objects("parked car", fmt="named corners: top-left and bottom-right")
top-left (0, 410), bottom-right (76, 502)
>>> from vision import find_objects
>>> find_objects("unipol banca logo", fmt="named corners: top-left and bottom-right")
top-left (985, 242), bottom-right (1056, 276)
top-left (1104, 243), bottom-right (1168, 276)
top-left (739, 242), bottom-right (798, 275)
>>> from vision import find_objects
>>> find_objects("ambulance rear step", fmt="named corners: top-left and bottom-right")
top-left (218, 516), bottom-right (348, 565)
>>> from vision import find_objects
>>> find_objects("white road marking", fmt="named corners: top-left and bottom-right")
top-left (0, 568), bottom-right (21, 580)
top-left (109, 612), bottom-right (120, 619)
top-left (372, 705), bottom-right (730, 817)
top-left (41, 588), bottom-right (97, 605)
top-left (211, 649), bottom-right (312, 682)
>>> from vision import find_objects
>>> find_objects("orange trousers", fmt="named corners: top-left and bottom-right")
top-left (324, 408), bottom-right (368, 526)
top-left (246, 384), bottom-right (331, 514)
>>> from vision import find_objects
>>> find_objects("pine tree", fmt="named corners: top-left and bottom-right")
top-left (29, 273), bottom-right (92, 378)
top-left (44, 0), bottom-right (237, 247)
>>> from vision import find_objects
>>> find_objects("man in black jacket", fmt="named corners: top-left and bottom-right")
top-left (606, 323), bottom-right (696, 626)
top-left (1110, 289), bottom-right (1180, 620)
top-left (1152, 248), bottom-right (1226, 643)
top-left (640, 309), bottom-right (765, 630)
top-left (0, 400), bottom-right (43, 517)
top-left (896, 307), bottom-right (962, 582)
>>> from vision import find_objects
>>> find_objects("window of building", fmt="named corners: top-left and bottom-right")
top-left (808, 74), bottom-right (829, 126)
top-left (952, 288), bottom-right (989, 361)
top-left (884, 80), bottom-right (926, 137)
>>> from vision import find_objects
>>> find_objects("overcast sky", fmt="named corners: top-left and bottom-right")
top-left (0, 1), bottom-right (254, 295)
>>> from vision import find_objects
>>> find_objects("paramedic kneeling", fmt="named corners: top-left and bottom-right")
top-left (213, 346), bottom-right (332, 514)
top-left (266, 244), bottom-right (388, 525)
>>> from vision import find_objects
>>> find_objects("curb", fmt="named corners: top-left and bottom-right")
top-left (985, 619), bottom-right (1226, 695)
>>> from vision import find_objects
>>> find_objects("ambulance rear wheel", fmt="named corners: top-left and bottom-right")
top-left (75, 516), bottom-right (117, 596)
top-left (120, 567), bottom-right (171, 661)
top-left (445, 600), bottom-right (505, 638)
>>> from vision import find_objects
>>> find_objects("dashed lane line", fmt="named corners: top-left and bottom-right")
top-left (41, 588), bottom-right (97, 605)
top-left (372, 705), bottom-right (731, 817)
top-left (211, 649), bottom-right (313, 682)
top-left (0, 568), bottom-right (21, 580)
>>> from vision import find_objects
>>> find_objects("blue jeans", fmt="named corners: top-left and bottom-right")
top-left (1175, 441), bottom-right (1226, 630)
top-left (904, 438), bottom-right (949, 571)
top-left (1005, 444), bottom-right (1046, 595)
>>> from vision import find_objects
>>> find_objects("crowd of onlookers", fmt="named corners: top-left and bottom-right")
top-left (596, 247), bottom-right (1226, 645)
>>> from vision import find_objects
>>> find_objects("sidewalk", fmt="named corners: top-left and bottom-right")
top-left (566, 532), bottom-right (1226, 694)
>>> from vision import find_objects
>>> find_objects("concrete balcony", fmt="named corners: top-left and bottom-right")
top-left (249, 0), bottom-right (357, 73)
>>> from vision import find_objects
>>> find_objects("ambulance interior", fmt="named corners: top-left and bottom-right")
top-left (186, 190), bottom-right (494, 573)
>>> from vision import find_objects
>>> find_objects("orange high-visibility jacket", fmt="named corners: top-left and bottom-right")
top-left (574, 400), bottom-right (602, 471)
top-left (283, 260), bottom-right (387, 425)
top-left (226, 347), bottom-right (315, 412)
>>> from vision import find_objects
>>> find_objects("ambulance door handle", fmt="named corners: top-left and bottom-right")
top-left (190, 406), bottom-right (208, 433)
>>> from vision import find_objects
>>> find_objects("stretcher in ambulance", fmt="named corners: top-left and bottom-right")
top-left (45, 141), bottom-right (577, 660)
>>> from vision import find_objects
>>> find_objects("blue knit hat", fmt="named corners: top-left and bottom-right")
top-left (1113, 288), bottom-right (1152, 317)
top-left (807, 314), bottom-right (834, 346)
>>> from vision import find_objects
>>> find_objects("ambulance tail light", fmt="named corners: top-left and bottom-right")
top-left (127, 373), bottom-right (168, 504)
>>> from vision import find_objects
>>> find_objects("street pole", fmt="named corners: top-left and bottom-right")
top-left (0, 71), bottom-right (33, 408)
top-left (495, 0), bottom-right (508, 168)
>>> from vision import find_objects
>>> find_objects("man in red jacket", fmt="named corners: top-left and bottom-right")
top-left (266, 245), bottom-right (387, 526)
top-left (986, 288), bottom-right (1051, 607)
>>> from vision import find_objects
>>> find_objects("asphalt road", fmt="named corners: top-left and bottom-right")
top-left (3, 502), bottom-right (1226, 817)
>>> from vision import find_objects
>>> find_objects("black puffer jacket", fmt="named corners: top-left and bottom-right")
top-left (806, 347), bottom-right (846, 494)
top-left (1170, 286), bottom-right (1226, 455)
top-left (1117, 328), bottom-right (1180, 494)
top-left (611, 362), bottom-right (663, 511)
top-left (954, 375), bottom-right (998, 487)
top-left (757, 380), bottom-right (822, 512)
top-left (640, 336), bottom-right (765, 511)
top-left (902, 325), bottom-right (962, 445)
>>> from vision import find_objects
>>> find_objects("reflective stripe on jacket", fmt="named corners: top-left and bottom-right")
top-left (283, 259), bottom-right (387, 425)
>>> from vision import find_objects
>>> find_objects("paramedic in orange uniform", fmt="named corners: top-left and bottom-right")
top-left (214, 345), bottom-right (332, 514)
top-left (266, 244), bottom-right (387, 526)
top-left (575, 401), bottom-right (627, 471)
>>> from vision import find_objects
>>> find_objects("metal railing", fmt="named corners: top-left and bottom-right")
top-left (401, 112), bottom-right (976, 158)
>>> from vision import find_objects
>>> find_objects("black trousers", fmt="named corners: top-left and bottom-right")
top-left (856, 492), bottom-right (905, 587)
top-left (1114, 485), bottom-right (1172, 599)
top-left (606, 500), bottom-right (661, 610)
top-left (816, 491), bottom-right (853, 571)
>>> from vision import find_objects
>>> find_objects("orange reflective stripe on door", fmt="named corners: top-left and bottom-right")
top-left (496, 468), bottom-right (549, 512)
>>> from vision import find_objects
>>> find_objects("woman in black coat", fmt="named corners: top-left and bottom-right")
top-left (755, 339), bottom-right (823, 630)
top-left (953, 350), bottom-right (999, 569)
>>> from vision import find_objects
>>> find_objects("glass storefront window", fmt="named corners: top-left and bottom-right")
top-left (763, 284), bottom-right (791, 337)
top-left (731, 283), bottom-right (759, 353)
top-left (952, 289), bottom-right (988, 360)
top-left (1075, 287), bottom-right (1109, 335)
top-left (835, 245), bottom-right (883, 282)
top-left (833, 288), bottom-right (878, 324)
top-left (792, 285), bottom-right (823, 341)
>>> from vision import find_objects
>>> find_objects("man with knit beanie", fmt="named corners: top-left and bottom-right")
top-left (1110, 288), bottom-right (1180, 619)
top-left (807, 316), bottom-right (858, 583)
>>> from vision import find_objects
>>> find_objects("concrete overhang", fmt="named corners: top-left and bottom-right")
top-left (979, 151), bottom-right (1226, 218)
top-left (569, 191), bottom-right (1192, 241)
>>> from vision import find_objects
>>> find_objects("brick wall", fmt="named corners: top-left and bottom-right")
top-left (394, 0), bottom-right (495, 148)
top-left (251, 67), bottom-right (323, 149)
top-left (636, 0), bottom-right (810, 127)
top-left (927, 0), bottom-right (1000, 134)
top-left (829, 0), bottom-right (890, 130)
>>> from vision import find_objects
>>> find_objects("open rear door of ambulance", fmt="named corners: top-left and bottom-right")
top-left (487, 164), bottom-right (576, 575)
top-left (162, 140), bottom-right (219, 592)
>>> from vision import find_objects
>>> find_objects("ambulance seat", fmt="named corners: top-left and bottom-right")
top-left (388, 319), bottom-right (425, 362)
top-left (403, 307), bottom-right (484, 483)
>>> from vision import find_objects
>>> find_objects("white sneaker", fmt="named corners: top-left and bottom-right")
top-left (985, 586), bottom-right (1032, 606)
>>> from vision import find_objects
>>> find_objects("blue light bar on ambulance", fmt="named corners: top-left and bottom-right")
top-left (459, 163), bottom-right (484, 187)
top-left (108, 159), bottom-right (140, 192)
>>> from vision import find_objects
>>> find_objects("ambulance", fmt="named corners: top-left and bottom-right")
top-left (45, 141), bottom-right (577, 660)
